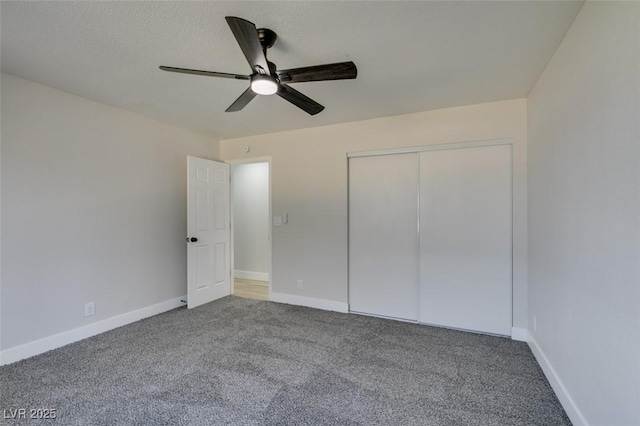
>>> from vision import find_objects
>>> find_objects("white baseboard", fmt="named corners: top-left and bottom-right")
top-left (511, 327), bottom-right (528, 342)
top-left (528, 335), bottom-right (588, 426)
top-left (0, 295), bottom-right (186, 366)
top-left (270, 292), bottom-right (348, 313)
top-left (234, 270), bottom-right (269, 281)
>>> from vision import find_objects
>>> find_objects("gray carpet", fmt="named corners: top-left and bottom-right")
top-left (0, 296), bottom-right (571, 425)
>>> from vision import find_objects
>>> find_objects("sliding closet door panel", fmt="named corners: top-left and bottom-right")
top-left (419, 145), bottom-right (511, 336)
top-left (349, 154), bottom-right (419, 321)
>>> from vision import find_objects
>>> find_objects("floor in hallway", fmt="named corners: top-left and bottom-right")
top-left (233, 278), bottom-right (268, 300)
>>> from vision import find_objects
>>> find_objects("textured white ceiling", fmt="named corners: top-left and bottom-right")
top-left (1, 1), bottom-right (583, 140)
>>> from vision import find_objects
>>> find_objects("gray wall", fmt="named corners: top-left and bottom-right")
top-left (220, 99), bottom-right (529, 331)
top-left (232, 162), bottom-right (269, 278)
top-left (1, 73), bottom-right (218, 350)
top-left (527, 2), bottom-right (640, 424)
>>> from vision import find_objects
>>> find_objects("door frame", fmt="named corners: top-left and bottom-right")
top-left (227, 157), bottom-right (272, 300)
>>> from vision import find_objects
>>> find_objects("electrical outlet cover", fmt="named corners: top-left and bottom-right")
top-left (85, 302), bottom-right (95, 317)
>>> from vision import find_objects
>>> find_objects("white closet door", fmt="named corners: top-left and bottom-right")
top-left (419, 145), bottom-right (512, 336)
top-left (349, 153), bottom-right (419, 321)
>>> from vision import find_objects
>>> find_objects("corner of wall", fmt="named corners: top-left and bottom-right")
top-left (527, 335), bottom-right (588, 426)
top-left (211, 138), bottom-right (222, 161)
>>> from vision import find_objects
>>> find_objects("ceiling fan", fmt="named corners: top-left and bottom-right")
top-left (160, 16), bottom-right (357, 115)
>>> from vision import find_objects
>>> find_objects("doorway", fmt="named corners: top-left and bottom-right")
top-left (230, 160), bottom-right (271, 301)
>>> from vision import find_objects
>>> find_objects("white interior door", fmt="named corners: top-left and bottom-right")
top-left (349, 153), bottom-right (419, 321)
top-left (187, 156), bottom-right (231, 309)
top-left (419, 145), bottom-right (512, 335)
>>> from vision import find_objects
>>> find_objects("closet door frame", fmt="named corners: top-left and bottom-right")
top-left (347, 138), bottom-right (513, 334)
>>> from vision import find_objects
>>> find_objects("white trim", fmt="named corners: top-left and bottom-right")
top-left (528, 336), bottom-right (588, 426)
top-left (0, 296), bottom-right (186, 366)
top-left (225, 156), bottom-right (273, 166)
top-left (511, 327), bottom-right (528, 342)
top-left (509, 145), bottom-right (515, 335)
top-left (234, 270), bottom-right (269, 281)
top-left (347, 138), bottom-right (513, 158)
top-left (270, 292), bottom-right (349, 313)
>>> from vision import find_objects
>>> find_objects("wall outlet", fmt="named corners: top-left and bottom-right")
top-left (85, 302), bottom-right (95, 317)
top-left (533, 315), bottom-right (537, 332)
top-left (297, 280), bottom-right (303, 290)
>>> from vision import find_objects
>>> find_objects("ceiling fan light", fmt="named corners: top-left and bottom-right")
top-left (251, 75), bottom-right (278, 95)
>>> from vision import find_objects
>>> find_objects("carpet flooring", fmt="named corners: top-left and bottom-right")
top-left (0, 296), bottom-right (571, 425)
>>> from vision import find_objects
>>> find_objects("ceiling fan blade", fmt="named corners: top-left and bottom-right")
top-left (277, 61), bottom-right (357, 83)
top-left (225, 16), bottom-right (271, 76)
top-left (159, 66), bottom-right (250, 80)
top-left (277, 84), bottom-right (324, 115)
top-left (226, 87), bottom-right (257, 112)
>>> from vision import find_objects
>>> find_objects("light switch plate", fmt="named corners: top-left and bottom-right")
top-left (274, 216), bottom-right (282, 226)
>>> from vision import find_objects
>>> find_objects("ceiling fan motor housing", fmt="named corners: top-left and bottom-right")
top-left (257, 28), bottom-right (277, 50)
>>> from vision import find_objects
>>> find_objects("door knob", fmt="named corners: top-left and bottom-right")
top-left (186, 237), bottom-right (198, 242)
